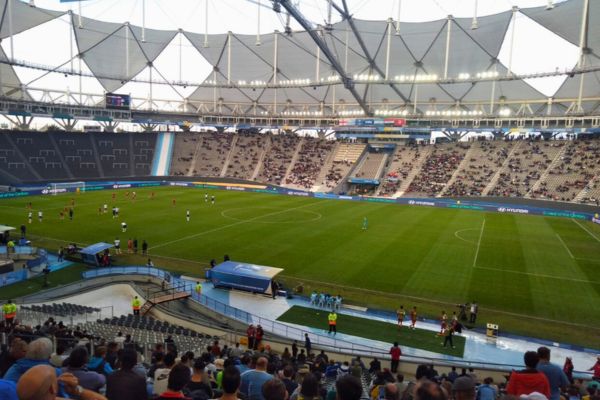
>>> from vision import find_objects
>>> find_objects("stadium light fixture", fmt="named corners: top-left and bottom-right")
top-left (546, 0), bottom-right (555, 10)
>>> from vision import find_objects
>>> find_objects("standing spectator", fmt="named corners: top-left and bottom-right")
top-left (133, 238), bottom-right (138, 254)
top-left (291, 341), bottom-right (298, 359)
top-left (3, 300), bottom-right (17, 327)
top-left (281, 365), bottom-right (298, 396)
top-left (336, 375), bottom-right (363, 400)
top-left (563, 358), bottom-right (574, 384)
top-left (154, 353), bottom-right (177, 396)
top-left (240, 357), bottom-right (273, 400)
top-left (588, 357), bottom-right (600, 381)
top-left (215, 366), bottom-right (242, 400)
top-left (389, 342), bottom-right (402, 373)
top-left (57, 247), bottom-right (64, 262)
top-left (447, 367), bottom-right (459, 383)
top-left (247, 325), bottom-right (256, 350)
top-left (63, 346), bottom-right (106, 393)
top-left (476, 378), bottom-right (497, 400)
top-left (185, 359), bottom-right (214, 399)
top-left (156, 363), bottom-right (191, 400)
top-left (87, 346), bottom-right (114, 376)
top-left (263, 379), bottom-right (288, 400)
top-left (255, 325), bottom-right (265, 350)
top-left (506, 351), bottom-right (551, 398)
top-left (469, 302), bottom-right (478, 324)
top-left (304, 334), bottom-right (312, 356)
top-left (537, 347), bottom-right (569, 400)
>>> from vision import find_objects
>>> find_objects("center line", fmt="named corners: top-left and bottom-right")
top-left (473, 218), bottom-right (485, 267)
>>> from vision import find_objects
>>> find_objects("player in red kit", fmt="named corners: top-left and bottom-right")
top-left (410, 306), bottom-right (417, 329)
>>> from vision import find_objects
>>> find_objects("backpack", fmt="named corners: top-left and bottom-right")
top-left (371, 385), bottom-right (385, 400)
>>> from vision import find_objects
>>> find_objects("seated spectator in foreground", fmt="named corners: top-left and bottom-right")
top-left (291, 372), bottom-right (321, 400)
top-left (416, 379), bottom-right (448, 400)
top-left (63, 346), bottom-right (106, 393)
top-left (0, 378), bottom-right (17, 400)
top-left (16, 364), bottom-right (106, 400)
top-left (0, 338), bottom-right (28, 377)
top-left (156, 363), bottom-right (192, 400)
top-left (536, 347), bottom-right (569, 400)
top-left (507, 351), bottom-right (551, 398)
top-left (185, 359), bottom-right (214, 399)
top-left (240, 357), bottom-right (273, 400)
top-left (154, 352), bottom-right (177, 396)
top-left (214, 366), bottom-right (242, 400)
top-left (335, 375), bottom-right (363, 400)
top-left (3, 338), bottom-right (59, 383)
top-left (105, 348), bottom-right (147, 400)
top-left (476, 378), bottom-right (497, 400)
top-left (263, 379), bottom-right (288, 400)
top-left (281, 365), bottom-right (298, 397)
top-left (87, 346), bottom-right (113, 376)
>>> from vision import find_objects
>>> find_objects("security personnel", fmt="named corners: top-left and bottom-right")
top-left (132, 296), bottom-right (141, 315)
top-left (328, 311), bottom-right (337, 335)
top-left (195, 281), bottom-right (202, 296)
top-left (3, 299), bottom-right (16, 327)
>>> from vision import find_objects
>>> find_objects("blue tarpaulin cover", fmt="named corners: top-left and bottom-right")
top-left (80, 242), bottom-right (114, 255)
top-left (209, 261), bottom-right (283, 294)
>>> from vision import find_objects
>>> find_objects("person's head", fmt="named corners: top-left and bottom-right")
top-left (385, 383), bottom-right (400, 400)
top-left (483, 378), bottom-right (493, 385)
top-left (93, 346), bottom-right (107, 359)
top-left (164, 352), bottom-right (176, 368)
top-left (167, 363), bottom-right (191, 392)
top-left (416, 364), bottom-right (430, 380)
top-left (263, 379), bottom-right (288, 400)
top-left (524, 351), bottom-right (540, 369)
top-left (16, 365), bottom-right (60, 400)
top-left (415, 379), bottom-right (447, 400)
top-left (25, 337), bottom-right (53, 361)
top-left (537, 347), bottom-right (551, 362)
top-left (300, 373), bottom-right (320, 397)
top-left (256, 356), bottom-right (268, 371)
top-left (222, 366), bottom-right (242, 395)
top-left (193, 359), bottom-right (206, 373)
top-left (67, 346), bottom-right (89, 368)
top-left (397, 374), bottom-right (404, 383)
top-left (10, 338), bottom-right (28, 359)
top-left (336, 374), bottom-right (363, 400)
top-left (283, 364), bottom-right (295, 379)
top-left (452, 376), bottom-right (475, 400)
top-left (119, 348), bottom-right (138, 370)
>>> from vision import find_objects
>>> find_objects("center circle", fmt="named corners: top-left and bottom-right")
top-left (221, 207), bottom-right (322, 224)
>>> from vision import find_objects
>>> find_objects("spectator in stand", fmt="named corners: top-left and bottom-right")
top-left (390, 342), bottom-right (402, 374)
top-left (335, 375), bottom-right (363, 400)
top-left (291, 372), bottom-right (321, 400)
top-left (281, 365), bottom-right (298, 397)
top-left (563, 358), bottom-right (574, 384)
top-left (156, 363), bottom-right (191, 400)
top-left (49, 344), bottom-right (68, 368)
top-left (240, 357), bottom-right (273, 400)
top-left (304, 334), bottom-right (312, 356)
top-left (16, 364), bottom-right (107, 400)
top-left (214, 366), bottom-right (242, 400)
top-left (369, 358), bottom-right (382, 374)
top-left (62, 346), bottom-right (105, 393)
top-left (447, 367), bottom-right (459, 383)
top-left (507, 351), bottom-right (551, 398)
top-left (263, 379), bottom-right (288, 400)
top-left (87, 346), bottom-right (113, 376)
top-left (451, 377), bottom-right (475, 400)
top-left (105, 348), bottom-right (147, 400)
top-left (589, 357), bottom-right (600, 381)
top-left (476, 378), bottom-right (497, 400)
top-left (185, 359), bottom-right (213, 399)
top-left (154, 352), bottom-right (177, 396)
top-left (384, 383), bottom-right (399, 400)
top-left (247, 325), bottom-right (257, 351)
top-left (0, 378), bottom-right (17, 400)
top-left (537, 347), bottom-right (569, 400)
top-left (3, 338), bottom-right (59, 383)
top-left (0, 338), bottom-right (28, 377)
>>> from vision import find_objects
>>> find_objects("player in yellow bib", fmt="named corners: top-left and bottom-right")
top-left (396, 305), bottom-right (406, 328)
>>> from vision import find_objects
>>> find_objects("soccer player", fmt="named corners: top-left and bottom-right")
top-left (115, 207), bottom-right (120, 218)
top-left (38, 210), bottom-right (43, 223)
top-left (121, 221), bottom-right (127, 233)
top-left (28, 212), bottom-right (32, 224)
top-left (68, 208), bottom-right (73, 221)
top-left (112, 207), bottom-right (116, 218)
top-left (397, 305), bottom-right (406, 328)
top-left (172, 198), bottom-right (176, 206)
top-left (103, 204), bottom-right (108, 214)
top-left (205, 193), bottom-right (208, 202)
top-left (410, 306), bottom-right (417, 329)
top-left (112, 192), bottom-right (116, 200)
top-left (440, 311), bottom-right (448, 334)
top-left (127, 238), bottom-right (133, 253)
top-left (186, 210), bottom-right (190, 222)
top-left (362, 217), bottom-right (368, 230)
top-left (114, 237), bottom-right (121, 254)
top-left (211, 195), bottom-right (215, 204)
top-left (150, 191), bottom-right (155, 200)
top-left (132, 191), bottom-right (136, 200)
top-left (59, 211), bottom-right (64, 220)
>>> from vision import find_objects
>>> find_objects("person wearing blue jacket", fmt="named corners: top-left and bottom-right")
top-left (0, 379), bottom-right (17, 400)
top-left (87, 346), bottom-right (114, 376)
top-left (3, 338), bottom-right (61, 383)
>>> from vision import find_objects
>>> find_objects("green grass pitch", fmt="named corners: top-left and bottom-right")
top-left (277, 305), bottom-right (465, 357)
top-left (0, 186), bottom-right (599, 347)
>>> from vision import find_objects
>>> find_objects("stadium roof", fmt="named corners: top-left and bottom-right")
top-left (1, 0), bottom-right (598, 118)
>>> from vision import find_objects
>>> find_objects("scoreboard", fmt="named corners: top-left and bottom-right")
top-left (105, 93), bottom-right (131, 110)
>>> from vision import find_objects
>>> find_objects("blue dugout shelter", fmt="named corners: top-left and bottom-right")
top-left (80, 242), bottom-right (113, 266)
top-left (208, 261), bottom-right (283, 295)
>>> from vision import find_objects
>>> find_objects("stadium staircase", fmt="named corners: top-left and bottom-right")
top-left (525, 143), bottom-right (569, 198)
top-left (88, 134), bottom-right (106, 178)
top-left (4, 134), bottom-right (43, 181)
top-left (139, 288), bottom-right (191, 316)
top-left (282, 137), bottom-right (305, 183)
top-left (396, 145), bottom-right (433, 197)
top-left (220, 135), bottom-right (239, 177)
top-left (128, 132), bottom-right (136, 176)
top-left (573, 173), bottom-right (600, 203)
top-left (48, 133), bottom-right (75, 180)
top-left (251, 135), bottom-right (271, 181)
top-left (437, 144), bottom-right (475, 197)
top-left (186, 134), bottom-right (204, 177)
top-left (312, 141), bottom-right (341, 192)
top-left (481, 140), bottom-right (523, 196)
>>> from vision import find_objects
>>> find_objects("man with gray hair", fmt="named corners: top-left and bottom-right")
top-left (3, 337), bottom-right (60, 383)
top-left (16, 364), bottom-right (106, 400)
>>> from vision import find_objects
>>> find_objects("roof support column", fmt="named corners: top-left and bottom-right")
top-left (413, 84), bottom-right (418, 114)
top-left (78, 0), bottom-right (82, 28)
top-left (203, 0), bottom-right (209, 47)
top-left (395, 0), bottom-right (401, 35)
top-left (576, 0), bottom-right (590, 113)
top-left (444, 16), bottom-right (452, 79)
top-left (256, 0), bottom-right (261, 46)
top-left (273, 31), bottom-right (278, 114)
top-left (125, 24), bottom-right (130, 78)
top-left (78, 56), bottom-right (82, 105)
top-left (227, 31), bottom-right (232, 85)
top-left (69, 11), bottom-right (74, 73)
top-left (315, 45), bottom-right (321, 83)
top-left (142, 0), bottom-right (146, 42)
top-left (507, 6), bottom-right (518, 77)
top-left (385, 18), bottom-right (393, 80)
top-left (213, 69), bottom-right (217, 112)
top-left (489, 63), bottom-right (497, 114)
top-left (7, 0), bottom-right (14, 61)
top-left (344, 28), bottom-right (349, 70)
top-left (148, 63), bottom-right (153, 111)
top-left (178, 30), bottom-right (183, 82)
top-left (332, 84), bottom-right (336, 114)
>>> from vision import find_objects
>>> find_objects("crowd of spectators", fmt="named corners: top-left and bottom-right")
top-left (259, 135), bottom-right (302, 185)
top-left (380, 144), bottom-right (424, 197)
top-left (227, 134), bottom-right (267, 180)
top-left (286, 139), bottom-right (335, 189)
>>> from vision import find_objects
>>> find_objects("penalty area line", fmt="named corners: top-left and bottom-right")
top-left (572, 219), bottom-right (600, 243)
top-left (555, 233), bottom-right (575, 259)
top-left (472, 218), bottom-right (486, 267)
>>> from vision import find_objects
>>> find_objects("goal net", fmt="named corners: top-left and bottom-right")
top-left (49, 181), bottom-right (86, 195)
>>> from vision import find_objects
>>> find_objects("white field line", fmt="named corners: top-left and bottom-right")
top-left (149, 200), bottom-right (322, 250)
top-left (473, 265), bottom-right (600, 285)
top-left (472, 218), bottom-right (486, 267)
top-left (572, 219), bottom-right (600, 243)
top-left (556, 233), bottom-right (575, 259)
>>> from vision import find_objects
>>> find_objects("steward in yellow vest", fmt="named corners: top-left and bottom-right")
top-left (328, 312), bottom-right (337, 335)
